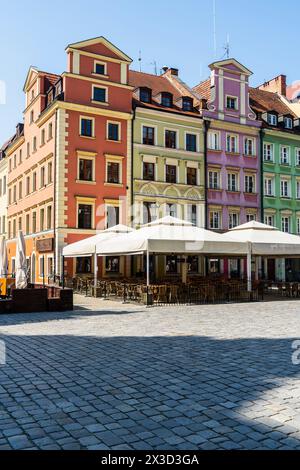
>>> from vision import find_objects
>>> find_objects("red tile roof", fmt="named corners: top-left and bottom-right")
top-left (249, 87), bottom-right (296, 117)
top-left (128, 70), bottom-right (200, 117)
top-left (193, 78), bottom-right (211, 101)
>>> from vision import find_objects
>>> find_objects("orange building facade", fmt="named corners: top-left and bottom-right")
top-left (6, 37), bottom-right (133, 283)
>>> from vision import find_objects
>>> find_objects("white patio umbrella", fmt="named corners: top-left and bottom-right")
top-left (0, 236), bottom-right (8, 277)
top-left (223, 220), bottom-right (300, 290)
top-left (15, 230), bottom-right (27, 289)
top-left (62, 224), bottom-right (135, 287)
top-left (97, 216), bottom-right (247, 285)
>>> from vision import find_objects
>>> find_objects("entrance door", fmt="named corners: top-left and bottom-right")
top-left (267, 258), bottom-right (276, 281)
top-left (31, 253), bottom-right (36, 284)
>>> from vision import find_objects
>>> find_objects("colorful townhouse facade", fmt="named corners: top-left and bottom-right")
top-left (3, 35), bottom-right (300, 284)
top-left (128, 68), bottom-right (205, 277)
top-left (250, 77), bottom-right (300, 281)
top-left (5, 37), bottom-right (133, 282)
top-left (179, 59), bottom-right (262, 277)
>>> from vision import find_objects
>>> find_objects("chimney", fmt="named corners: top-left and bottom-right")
top-left (259, 74), bottom-right (287, 97)
top-left (161, 66), bottom-right (179, 76)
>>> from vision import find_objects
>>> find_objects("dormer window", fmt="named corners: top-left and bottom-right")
top-left (226, 96), bottom-right (238, 110)
top-left (267, 114), bottom-right (277, 126)
top-left (182, 97), bottom-right (193, 112)
top-left (161, 92), bottom-right (172, 107)
top-left (284, 117), bottom-right (293, 129)
top-left (94, 61), bottom-right (106, 76)
top-left (140, 88), bottom-right (151, 103)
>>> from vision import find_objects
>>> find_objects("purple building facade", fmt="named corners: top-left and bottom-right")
top-left (194, 59), bottom-right (262, 276)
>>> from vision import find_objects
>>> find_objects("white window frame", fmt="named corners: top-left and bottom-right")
top-left (263, 143), bottom-right (274, 162)
top-left (77, 154), bottom-right (96, 183)
top-left (106, 120), bottom-right (121, 142)
top-left (280, 179), bottom-right (290, 198)
top-left (284, 117), bottom-right (293, 129)
top-left (228, 212), bottom-right (239, 229)
top-left (79, 115), bottom-right (95, 138)
top-left (93, 60), bottom-right (107, 76)
top-left (105, 155), bottom-right (124, 185)
top-left (265, 214), bottom-right (275, 227)
top-left (226, 95), bottom-right (238, 110)
top-left (226, 133), bottom-right (238, 154)
top-left (244, 174), bottom-right (256, 194)
top-left (91, 84), bottom-right (108, 104)
top-left (227, 172), bottom-right (239, 192)
top-left (184, 131), bottom-right (199, 152)
top-left (281, 216), bottom-right (290, 233)
top-left (296, 148), bottom-right (300, 166)
top-left (208, 170), bottom-right (220, 190)
top-left (267, 114), bottom-right (277, 126)
top-left (208, 131), bottom-right (220, 151)
top-left (244, 137), bottom-right (255, 156)
top-left (209, 210), bottom-right (221, 230)
top-left (280, 146), bottom-right (290, 165)
top-left (264, 177), bottom-right (274, 197)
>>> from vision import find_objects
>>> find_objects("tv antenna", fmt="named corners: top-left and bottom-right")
top-left (222, 34), bottom-right (230, 59)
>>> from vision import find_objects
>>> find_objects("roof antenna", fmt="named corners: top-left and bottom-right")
top-left (213, 0), bottom-right (217, 58)
top-left (138, 50), bottom-right (142, 72)
top-left (152, 60), bottom-right (158, 76)
top-left (223, 33), bottom-right (230, 59)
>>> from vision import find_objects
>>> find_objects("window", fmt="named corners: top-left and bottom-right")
top-left (107, 122), bottom-right (120, 141)
top-left (13, 154), bottom-right (16, 168)
top-left (13, 219), bottom-right (16, 238)
top-left (13, 185), bottom-right (16, 203)
top-left (208, 170), bottom-right (220, 189)
top-left (142, 126), bottom-right (155, 145)
top-left (161, 93), bottom-right (172, 107)
top-left (27, 142), bottom-right (30, 158)
top-left (284, 117), bottom-right (293, 129)
top-left (94, 62), bottom-right (105, 75)
top-left (186, 133), bottom-right (197, 152)
top-left (40, 167), bottom-right (45, 187)
top-left (229, 212), bottom-right (239, 229)
top-left (8, 221), bottom-right (11, 238)
top-left (9, 159), bottom-right (11, 172)
top-left (80, 118), bottom-right (93, 137)
top-left (263, 143), bottom-right (274, 162)
top-left (187, 167), bottom-right (197, 185)
top-left (226, 96), bottom-right (237, 110)
top-left (47, 206), bottom-right (52, 229)
top-left (297, 181), bottom-right (300, 199)
top-left (105, 256), bottom-right (120, 273)
top-left (166, 255), bottom-right (178, 274)
top-left (48, 122), bottom-right (53, 140)
top-left (32, 212), bottom-right (36, 233)
top-left (208, 131), bottom-right (220, 150)
top-left (244, 138), bottom-right (254, 156)
top-left (166, 164), bottom-right (177, 183)
top-left (18, 181), bottom-right (22, 199)
top-left (3, 176), bottom-right (6, 195)
top-left (47, 257), bottom-right (54, 277)
top-left (78, 204), bottom-right (92, 229)
top-left (79, 159), bottom-right (93, 181)
top-left (244, 175), bottom-right (255, 193)
top-left (107, 162), bottom-right (120, 184)
top-left (140, 88), bottom-right (151, 103)
top-left (106, 206), bottom-right (119, 228)
top-left (280, 146), bottom-right (290, 164)
top-left (227, 173), bottom-right (238, 192)
top-left (209, 211), bottom-right (221, 229)
top-left (48, 162), bottom-right (52, 184)
top-left (143, 162), bottom-right (155, 181)
top-left (18, 217), bottom-right (22, 232)
top-left (246, 213), bottom-right (256, 222)
top-left (31, 89), bottom-right (35, 101)
top-left (296, 149), bottom-right (300, 166)
top-left (32, 172), bottom-right (36, 192)
top-left (26, 176), bottom-right (30, 195)
top-left (226, 134), bottom-right (238, 153)
top-left (182, 97), bottom-right (193, 111)
top-left (188, 205), bottom-right (197, 226)
top-left (280, 179), bottom-right (290, 197)
top-left (267, 114), bottom-right (277, 126)
top-left (33, 137), bottom-right (37, 152)
top-left (30, 110), bottom-right (34, 124)
top-left (165, 130), bottom-right (177, 149)
top-left (40, 208), bottom-right (45, 231)
top-left (143, 202), bottom-right (157, 224)
top-left (264, 177), bottom-right (274, 196)
top-left (265, 214), bottom-right (274, 227)
top-left (8, 188), bottom-right (11, 205)
top-left (281, 216), bottom-right (290, 233)
top-left (26, 214), bottom-right (30, 235)
top-left (166, 203), bottom-right (177, 218)
top-left (19, 150), bottom-right (22, 164)
top-left (41, 129), bottom-right (45, 146)
top-left (76, 257), bottom-right (91, 274)
top-left (93, 86), bottom-right (106, 103)
top-left (0, 179), bottom-right (2, 197)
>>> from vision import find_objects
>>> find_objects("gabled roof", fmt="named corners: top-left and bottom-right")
top-left (66, 36), bottom-right (132, 62)
top-left (249, 87), bottom-right (296, 117)
top-left (208, 58), bottom-right (252, 76)
top-left (128, 70), bottom-right (200, 117)
top-left (23, 66), bottom-right (60, 92)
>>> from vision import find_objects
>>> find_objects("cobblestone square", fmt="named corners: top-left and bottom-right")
top-left (0, 295), bottom-right (300, 450)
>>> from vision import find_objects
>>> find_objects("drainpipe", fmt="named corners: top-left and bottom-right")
top-left (259, 128), bottom-right (265, 223)
top-left (203, 119), bottom-right (211, 229)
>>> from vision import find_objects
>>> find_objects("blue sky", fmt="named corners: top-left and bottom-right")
top-left (0, 0), bottom-right (299, 143)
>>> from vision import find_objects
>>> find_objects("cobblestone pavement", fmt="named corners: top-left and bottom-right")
top-left (0, 295), bottom-right (300, 450)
